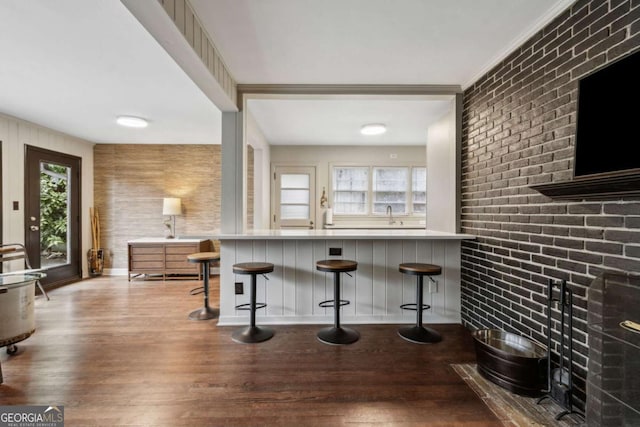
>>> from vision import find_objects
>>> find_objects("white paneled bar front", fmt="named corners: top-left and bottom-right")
top-left (217, 230), bottom-right (474, 326)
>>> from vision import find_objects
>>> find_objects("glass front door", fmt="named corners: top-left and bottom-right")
top-left (25, 145), bottom-right (81, 286)
top-left (39, 162), bottom-right (71, 268)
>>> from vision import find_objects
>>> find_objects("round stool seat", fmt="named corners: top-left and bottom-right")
top-left (316, 259), bottom-right (357, 273)
top-left (233, 262), bottom-right (274, 275)
top-left (399, 263), bottom-right (441, 276)
top-left (187, 252), bottom-right (220, 263)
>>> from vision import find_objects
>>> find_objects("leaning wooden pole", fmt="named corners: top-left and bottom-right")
top-left (95, 208), bottom-right (101, 250)
top-left (89, 207), bottom-right (101, 271)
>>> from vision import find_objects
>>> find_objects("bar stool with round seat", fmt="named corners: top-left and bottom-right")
top-left (398, 262), bottom-right (442, 344)
top-left (187, 252), bottom-right (220, 320)
top-left (232, 262), bottom-right (274, 344)
top-left (316, 259), bottom-right (359, 345)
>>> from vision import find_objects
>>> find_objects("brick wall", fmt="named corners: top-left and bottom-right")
top-left (460, 0), bottom-right (640, 409)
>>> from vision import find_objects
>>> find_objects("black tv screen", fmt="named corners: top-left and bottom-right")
top-left (574, 49), bottom-right (640, 178)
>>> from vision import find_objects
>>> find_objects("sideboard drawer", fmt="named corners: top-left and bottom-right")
top-left (166, 244), bottom-right (198, 254)
top-left (131, 245), bottom-right (164, 255)
top-left (128, 239), bottom-right (211, 280)
top-left (131, 260), bottom-right (164, 269)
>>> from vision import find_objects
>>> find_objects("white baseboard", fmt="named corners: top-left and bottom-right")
top-left (217, 312), bottom-right (461, 326)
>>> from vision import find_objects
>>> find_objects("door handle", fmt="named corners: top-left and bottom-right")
top-left (30, 225), bottom-right (39, 231)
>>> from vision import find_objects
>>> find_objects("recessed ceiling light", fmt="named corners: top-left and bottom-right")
top-left (116, 116), bottom-right (148, 128)
top-left (361, 123), bottom-right (386, 135)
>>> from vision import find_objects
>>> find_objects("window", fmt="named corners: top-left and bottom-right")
top-left (372, 167), bottom-right (408, 214)
top-left (412, 167), bottom-right (426, 213)
top-left (333, 167), bottom-right (368, 214)
top-left (332, 166), bottom-right (426, 215)
top-left (280, 173), bottom-right (310, 219)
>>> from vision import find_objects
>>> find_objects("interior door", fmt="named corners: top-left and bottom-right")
top-left (273, 166), bottom-right (316, 229)
top-left (25, 145), bottom-right (81, 286)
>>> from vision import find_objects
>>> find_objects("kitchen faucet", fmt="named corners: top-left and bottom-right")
top-left (386, 205), bottom-right (396, 225)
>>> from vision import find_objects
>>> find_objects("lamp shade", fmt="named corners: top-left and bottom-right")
top-left (162, 197), bottom-right (182, 216)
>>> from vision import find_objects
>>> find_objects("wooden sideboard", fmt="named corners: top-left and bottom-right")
top-left (127, 238), bottom-right (211, 281)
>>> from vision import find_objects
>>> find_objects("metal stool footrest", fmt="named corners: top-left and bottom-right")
top-left (189, 286), bottom-right (204, 296)
top-left (319, 299), bottom-right (350, 308)
top-left (235, 302), bottom-right (267, 311)
top-left (400, 302), bottom-right (431, 311)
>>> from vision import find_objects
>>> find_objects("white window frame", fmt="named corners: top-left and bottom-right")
top-left (332, 166), bottom-right (369, 215)
top-left (329, 163), bottom-right (426, 218)
top-left (372, 166), bottom-right (410, 215)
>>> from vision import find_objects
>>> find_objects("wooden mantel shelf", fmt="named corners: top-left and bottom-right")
top-left (530, 173), bottom-right (640, 200)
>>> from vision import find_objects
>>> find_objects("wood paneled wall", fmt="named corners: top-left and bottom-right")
top-left (94, 144), bottom-right (221, 271)
top-left (0, 112), bottom-right (95, 277)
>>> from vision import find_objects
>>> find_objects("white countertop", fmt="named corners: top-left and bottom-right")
top-left (216, 229), bottom-right (475, 240)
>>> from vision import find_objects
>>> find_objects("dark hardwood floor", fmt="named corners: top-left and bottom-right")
top-left (0, 276), bottom-right (501, 426)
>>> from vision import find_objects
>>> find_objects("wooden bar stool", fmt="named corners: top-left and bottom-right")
top-left (232, 262), bottom-right (274, 344)
top-left (316, 259), bottom-right (359, 345)
top-left (187, 252), bottom-right (220, 320)
top-left (398, 262), bottom-right (442, 344)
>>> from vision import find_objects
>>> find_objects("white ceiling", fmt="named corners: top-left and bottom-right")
top-left (190, 0), bottom-right (572, 87)
top-left (0, 0), bottom-right (221, 144)
top-left (0, 0), bottom-right (573, 145)
top-left (248, 97), bottom-right (453, 145)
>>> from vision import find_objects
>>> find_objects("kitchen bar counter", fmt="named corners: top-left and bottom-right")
top-left (217, 229), bottom-right (475, 240)
top-left (217, 229), bottom-right (475, 327)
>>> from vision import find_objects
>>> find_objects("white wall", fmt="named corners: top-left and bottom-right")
top-left (0, 112), bottom-right (95, 277)
top-left (245, 110), bottom-right (271, 229)
top-left (270, 145), bottom-right (426, 228)
top-left (426, 104), bottom-right (458, 233)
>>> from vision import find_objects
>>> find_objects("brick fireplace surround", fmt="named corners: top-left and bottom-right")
top-left (459, 0), bottom-right (640, 418)
top-left (586, 272), bottom-right (639, 425)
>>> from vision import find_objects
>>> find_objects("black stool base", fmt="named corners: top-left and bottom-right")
top-left (188, 306), bottom-right (219, 321)
top-left (398, 325), bottom-right (442, 344)
top-left (232, 325), bottom-right (274, 344)
top-left (317, 326), bottom-right (360, 345)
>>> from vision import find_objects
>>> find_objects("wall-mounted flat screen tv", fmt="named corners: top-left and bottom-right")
top-left (574, 49), bottom-right (640, 178)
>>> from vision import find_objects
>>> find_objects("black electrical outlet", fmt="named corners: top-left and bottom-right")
top-left (235, 282), bottom-right (244, 295)
top-left (329, 247), bottom-right (342, 256)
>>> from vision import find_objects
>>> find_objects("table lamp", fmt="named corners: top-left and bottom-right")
top-left (162, 197), bottom-right (182, 238)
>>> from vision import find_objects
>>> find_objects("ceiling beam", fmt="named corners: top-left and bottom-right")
top-left (237, 84), bottom-right (462, 110)
top-left (121, 0), bottom-right (238, 112)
